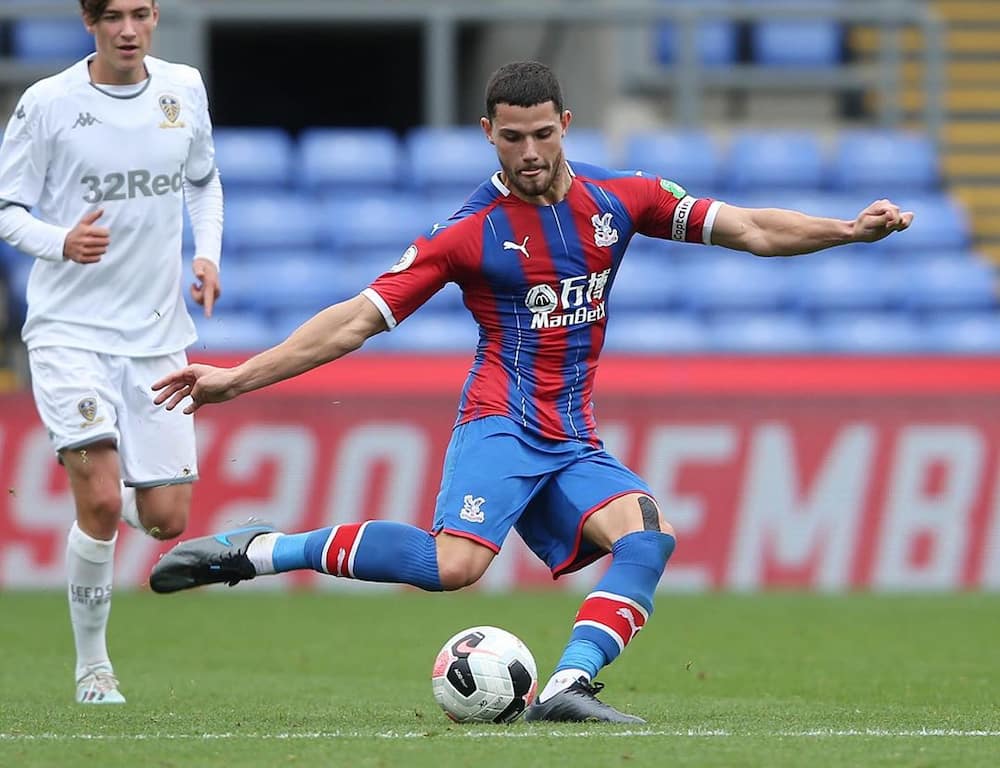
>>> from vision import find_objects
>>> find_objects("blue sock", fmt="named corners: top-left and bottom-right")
top-left (272, 521), bottom-right (442, 591)
top-left (555, 531), bottom-right (675, 679)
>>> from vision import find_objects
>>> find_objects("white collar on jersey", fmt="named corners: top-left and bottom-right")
top-left (490, 161), bottom-right (576, 197)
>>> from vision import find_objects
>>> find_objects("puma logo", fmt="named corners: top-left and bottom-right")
top-left (503, 235), bottom-right (530, 259)
top-left (616, 607), bottom-right (641, 641)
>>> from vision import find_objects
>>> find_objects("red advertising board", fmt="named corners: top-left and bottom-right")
top-left (2, 355), bottom-right (999, 591)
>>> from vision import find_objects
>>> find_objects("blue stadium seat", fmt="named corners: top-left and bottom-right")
top-left (603, 311), bottom-right (709, 353)
top-left (220, 252), bottom-right (363, 313)
top-left (676, 254), bottom-right (792, 312)
top-left (726, 131), bottom-right (825, 191)
top-left (223, 193), bottom-right (324, 251)
top-left (705, 312), bottom-right (818, 353)
top-left (405, 127), bottom-right (499, 194)
top-left (380, 312), bottom-right (480, 352)
top-left (791, 253), bottom-right (901, 312)
top-left (321, 193), bottom-right (432, 252)
top-left (829, 131), bottom-right (939, 194)
top-left (623, 131), bottom-right (722, 193)
top-left (213, 128), bottom-right (294, 189)
top-left (297, 128), bottom-right (401, 193)
top-left (612, 256), bottom-right (678, 311)
top-left (749, 0), bottom-right (843, 69)
top-left (878, 195), bottom-right (972, 255)
top-left (191, 311), bottom-right (281, 353)
top-left (654, 0), bottom-right (739, 68)
top-left (814, 311), bottom-right (927, 354)
top-left (11, 19), bottom-right (92, 61)
top-left (902, 256), bottom-right (997, 312)
top-left (564, 129), bottom-right (614, 168)
top-left (922, 312), bottom-right (1000, 354)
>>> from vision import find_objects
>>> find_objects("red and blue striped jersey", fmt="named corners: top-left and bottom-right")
top-left (363, 161), bottom-right (721, 445)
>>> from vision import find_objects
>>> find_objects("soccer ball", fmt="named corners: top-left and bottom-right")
top-left (431, 625), bottom-right (538, 723)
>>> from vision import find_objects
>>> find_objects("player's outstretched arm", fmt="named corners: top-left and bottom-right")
top-left (153, 293), bottom-right (387, 414)
top-left (710, 199), bottom-right (913, 257)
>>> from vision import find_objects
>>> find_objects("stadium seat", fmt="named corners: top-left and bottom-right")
top-left (379, 311), bottom-right (480, 352)
top-left (612, 255), bottom-right (679, 311)
top-left (10, 19), bottom-right (92, 61)
top-left (603, 311), bottom-right (709, 353)
top-left (297, 128), bottom-right (401, 193)
top-left (405, 127), bottom-right (499, 194)
top-left (191, 311), bottom-right (281, 353)
top-left (901, 256), bottom-right (997, 312)
top-left (564, 129), bottom-right (614, 168)
top-left (828, 131), bottom-right (939, 194)
top-left (791, 253), bottom-right (902, 312)
top-left (623, 131), bottom-right (722, 193)
top-left (321, 193), bottom-right (433, 252)
top-left (814, 311), bottom-right (927, 354)
top-left (922, 312), bottom-right (1000, 354)
top-left (749, 2), bottom-right (843, 69)
top-left (223, 193), bottom-right (324, 251)
top-left (219, 252), bottom-right (364, 313)
top-left (877, 195), bottom-right (972, 255)
top-left (705, 312), bottom-right (819, 353)
top-left (213, 127), bottom-right (294, 189)
top-left (725, 131), bottom-right (825, 191)
top-left (654, 0), bottom-right (739, 68)
top-left (676, 254), bottom-right (792, 312)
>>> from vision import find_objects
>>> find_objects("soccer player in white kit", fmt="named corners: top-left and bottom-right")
top-left (0, 0), bottom-right (223, 703)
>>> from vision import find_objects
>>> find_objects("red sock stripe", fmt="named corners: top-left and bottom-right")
top-left (573, 593), bottom-right (648, 648)
top-left (323, 523), bottom-right (365, 577)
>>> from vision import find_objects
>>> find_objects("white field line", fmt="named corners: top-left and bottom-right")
top-left (2, 728), bottom-right (999, 741)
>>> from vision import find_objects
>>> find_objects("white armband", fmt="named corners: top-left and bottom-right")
top-left (183, 168), bottom-right (223, 270)
top-left (0, 202), bottom-right (68, 262)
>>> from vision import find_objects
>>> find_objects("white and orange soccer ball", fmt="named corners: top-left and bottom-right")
top-left (431, 625), bottom-right (538, 723)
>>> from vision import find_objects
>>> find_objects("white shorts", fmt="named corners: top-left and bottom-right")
top-left (28, 346), bottom-right (198, 487)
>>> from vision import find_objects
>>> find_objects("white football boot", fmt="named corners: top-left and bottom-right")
top-left (76, 667), bottom-right (126, 704)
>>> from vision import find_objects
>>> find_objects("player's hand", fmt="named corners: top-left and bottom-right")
top-left (852, 199), bottom-right (914, 243)
top-left (152, 363), bottom-right (238, 414)
top-left (191, 258), bottom-right (221, 318)
top-left (63, 208), bottom-right (110, 263)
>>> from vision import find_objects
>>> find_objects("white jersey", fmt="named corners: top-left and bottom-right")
top-left (0, 55), bottom-right (216, 356)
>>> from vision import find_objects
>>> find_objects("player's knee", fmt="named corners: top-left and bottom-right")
top-left (437, 557), bottom-right (486, 591)
top-left (86, 486), bottom-right (124, 525)
top-left (140, 508), bottom-right (188, 540)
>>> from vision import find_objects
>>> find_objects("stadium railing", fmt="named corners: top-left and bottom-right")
top-left (0, 0), bottom-right (946, 141)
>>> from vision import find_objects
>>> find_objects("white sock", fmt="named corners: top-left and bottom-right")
top-left (538, 668), bottom-right (589, 703)
top-left (67, 522), bottom-right (117, 682)
top-left (246, 532), bottom-right (281, 575)
top-left (119, 484), bottom-right (142, 532)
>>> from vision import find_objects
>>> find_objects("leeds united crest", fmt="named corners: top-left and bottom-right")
top-left (158, 93), bottom-right (184, 128)
top-left (78, 397), bottom-right (97, 422)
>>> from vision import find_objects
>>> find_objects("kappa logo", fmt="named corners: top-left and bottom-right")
top-left (429, 222), bottom-right (448, 236)
top-left (158, 93), bottom-right (185, 128)
top-left (459, 494), bottom-right (486, 523)
top-left (503, 235), bottom-right (530, 259)
top-left (72, 112), bottom-right (101, 129)
top-left (77, 397), bottom-right (98, 423)
top-left (591, 212), bottom-right (619, 247)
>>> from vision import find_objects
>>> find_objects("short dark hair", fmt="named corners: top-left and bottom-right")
top-left (80, 0), bottom-right (156, 25)
top-left (485, 61), bottom-right (564, 119)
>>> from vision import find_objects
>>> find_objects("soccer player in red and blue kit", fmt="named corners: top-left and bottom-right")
top-left (149, 61), bottom-right (912, 722)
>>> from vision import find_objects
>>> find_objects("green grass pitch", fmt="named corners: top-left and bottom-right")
top-left (1, 590), bottom-right (998, 767)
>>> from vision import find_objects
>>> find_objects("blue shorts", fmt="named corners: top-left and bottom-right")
top-left (432, 415), bottom-right (652, 577)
